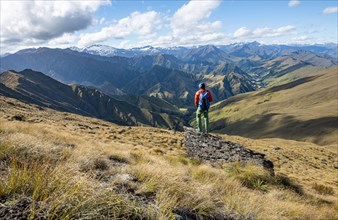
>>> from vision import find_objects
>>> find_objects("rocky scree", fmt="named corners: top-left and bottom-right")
top-left (184, 127), bottom-right (274, 173)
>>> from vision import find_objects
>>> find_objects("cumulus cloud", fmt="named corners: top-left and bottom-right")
top-left (292, 35), bottom-right (311, 42)
top-left (252, 25), bottom-right (295, 38)
top-left (171, 0), bottom-right (221, 35)
top-left (323, 6), bottom-right (338, 14)
top-left (233, 27), bottom-right (251, 37)
top-left (288, 0), bottom-right (300, 7)
top-left (78, 11), bottom-right (160, 47)
top-left (136, 32), bottom-right (227, 48)
top-left (48, 34), bottom-right (79, 47)
top-left (0, 1), bottom-right (109, 43)
top-left (232, 25), bottom-right (295, 40)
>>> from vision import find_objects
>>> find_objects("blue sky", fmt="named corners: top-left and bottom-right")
top-left (0, 0), bottom-right (337, 53)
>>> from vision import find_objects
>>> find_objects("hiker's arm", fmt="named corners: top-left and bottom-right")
top-left (194, 92), bottom-right (199, 107)
top-left (208, 90), bottom-right (213, 102)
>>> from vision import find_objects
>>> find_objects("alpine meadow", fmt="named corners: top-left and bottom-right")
top-left (0, 0), bottom-right (337, 219)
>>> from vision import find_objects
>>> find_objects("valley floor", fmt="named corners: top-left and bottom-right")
top-left (0, 96), bottom-right (337, 219)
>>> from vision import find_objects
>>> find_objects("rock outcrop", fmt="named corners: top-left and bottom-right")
top-left (184, 127), bottom-right (274, 172)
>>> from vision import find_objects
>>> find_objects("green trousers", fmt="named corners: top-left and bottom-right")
top-left (196, 107), bottom-right (209, 133)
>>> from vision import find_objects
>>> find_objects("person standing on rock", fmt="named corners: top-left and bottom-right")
top-left (195, 82), bottom-right (213, 133)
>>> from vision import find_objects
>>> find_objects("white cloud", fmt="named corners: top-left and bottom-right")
top-left (99, 17), bottom-right (107, 25)
top-left (1, 0), bottom-right (333, 53)
top-left (252, 25), bottom-right (295, 38)
top-left (171, 0), bottom-right (221, 35)
top-left (196, 21), bottom-right (223, 33)
top-left (323, 6), bottom-right (338, 14)
top-left (234, 27), bottom-right (251, 37)
top-left (48, 34), bottom-right (79, 47)
top-left (283, 35), bottom-right (335, 45)
top-left (292, 35), bottom-right (311, 41)
top-left (136, 32), bottom-right (227, 49)
top-left (288, 0), bottom-right (300, 7)
top-left (117, 40), bottom-right (131, 48)
top-left (78, 11), bottom-right (160, 47)
top-left (107, 24), bottom-right (296, 49)
top-left (229, 25), bottom-right (297, 43)
top-left (0, 1), bottom-right (109, 42)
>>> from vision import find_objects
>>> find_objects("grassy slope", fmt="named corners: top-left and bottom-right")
top-left (0, 95), bottom-right (337, 219)
top-left (210, 66), bottom-right (338, 146)
top-left (0, 70), bottom-right (185, 129)
top-left (264, 66), bottom-right (323, 87)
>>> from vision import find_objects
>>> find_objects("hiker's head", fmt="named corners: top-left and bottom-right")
top-left (199, 83), bottom-right (205, 89)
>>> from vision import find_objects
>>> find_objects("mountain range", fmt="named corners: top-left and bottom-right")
top-left (0, 69), bottom-right (185, 129)
top-left (69, 42), bottom-right (337, 61)
top-left (0, 42), bottom-right (337, 142)
top-left (1, 42), bottom-right (336, 106)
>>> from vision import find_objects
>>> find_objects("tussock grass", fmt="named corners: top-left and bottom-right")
top-left (0, 97), bottom-right (337, 220)
top-left (0, 156), bottom-right (154, 219)
top-left (129, 160), bottom-right (337, 219)
top-left (225, 163), bottom-right (303, 193)
top-left (108, 153), bottom-right (129, 164)
top-left (165, 155), bottom-right (201, 166)
top-left (312, 183), bottom-right (335, 195)
top-left (226, 162), bottom-right (271, 191)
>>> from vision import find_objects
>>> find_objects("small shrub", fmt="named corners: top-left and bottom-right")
top-left (130, 150), bottom-right (143, 161)
top-left (166, 156), bottom-right (189, 165)
top-left (226, 163), bottom-right (271, 192)
top-left (190, 165), bottom-right (220, 182)
top-left (166, 156), bottom-right (201, 166)
top-left (252, 179), bottom-right (268, 192)
top-left (153, 148), bottom-right (164, 155)
top-left (108, 154), bottom-right (129, 164)
top-left (130, 150), bottom-right (151, 163)
top-left (93, 158), bottom-right (109, 171)
top-left (189, 157), bottom-right (202, 166)
top-left (312, 183), bottom-right (334, 195)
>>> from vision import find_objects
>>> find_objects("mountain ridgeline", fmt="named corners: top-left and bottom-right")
top-left (1, 43), bottom-right (336, 106)
top-left (209, 66), bottom-right (338, 145)
top-left (0, 69), bottom-right (185, 129)
top-left (0, 42), bottom-right (337, 143)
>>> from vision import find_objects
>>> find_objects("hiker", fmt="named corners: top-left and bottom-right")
top-left (195, 82), bottom-right (213, 133)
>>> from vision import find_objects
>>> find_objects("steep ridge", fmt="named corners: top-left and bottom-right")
top-left (1, 43), bottom-right (336, 111)
top-left (220, 42), bottom-right (337, 62)
top-left (0, 69), bottom-right (185, 128)
top-left (209, 66), bottom-right (338, 145)
top-left (0, 48), bottom-right (140, 88)
top-left (113, 94), bottom-right (181, 115)
top-left (180, 45), bottom-right (231, 63)
top-left (0, 47), bottom-right (256, 104)
top-left (122, 66), bottom-right (198, 108)
top-left (123, 65), bottom-right (255, 107)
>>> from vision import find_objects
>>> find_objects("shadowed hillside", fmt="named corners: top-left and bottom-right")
top-left (209, 66), bottom-right (338, 145)
top-left (0, 47), bottom-right (256, 104)
top-left (0, 69), bottom-right (185, 129)
top-left (123, 65), bottom-right (255, 107)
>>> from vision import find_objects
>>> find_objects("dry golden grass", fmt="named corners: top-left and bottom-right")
top-left (0, 96), bottom-right (337, 219)
top-left (210, 66), bottom-right (338, 146)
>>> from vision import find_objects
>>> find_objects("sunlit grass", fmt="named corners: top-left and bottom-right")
top-left (0, 96), bottom-right (337, 219)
